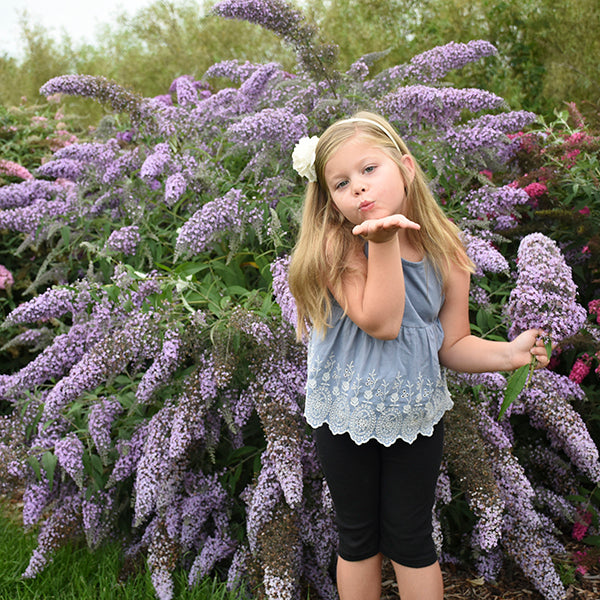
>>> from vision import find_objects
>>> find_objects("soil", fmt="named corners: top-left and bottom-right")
top-left (380, 550), bottom-right (600, 599)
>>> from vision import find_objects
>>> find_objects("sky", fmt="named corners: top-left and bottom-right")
top-left (0, 0), bottom-right (157, 59)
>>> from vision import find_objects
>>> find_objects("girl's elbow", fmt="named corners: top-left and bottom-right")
top-left (364, 318), bottom-right (402, 340)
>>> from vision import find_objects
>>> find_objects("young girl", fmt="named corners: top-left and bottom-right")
top-left (287, 111), bottom-right (549, 600)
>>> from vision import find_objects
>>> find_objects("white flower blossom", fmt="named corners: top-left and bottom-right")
top-left (291, 136), bottom-right (319, 182)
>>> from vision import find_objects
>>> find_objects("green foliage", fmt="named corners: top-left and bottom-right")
top-left (0, 99), bottom-right (88, 373)
top-left (535, 0), bottom-right (600, 122)
top-left (2, 0), bottom-right (600, 125)
top-left (0, 503), bottom-right (248, 600)
top-left (0, 101), bottom-right (85, 173)
top-left (0, 19), bottom-right (72, 107)
top-left (0, 1), bottom-right (296, 126)
top-left (308, 0), bottom-right (600, 121)
top-left (90, 0), bottom-right (296, 96)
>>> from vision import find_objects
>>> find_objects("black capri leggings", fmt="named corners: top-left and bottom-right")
top-left (314, 420), bottom-right (444, 568)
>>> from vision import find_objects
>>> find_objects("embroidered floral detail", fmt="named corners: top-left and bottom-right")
top-left (306, 352), bottom-right (453, 445)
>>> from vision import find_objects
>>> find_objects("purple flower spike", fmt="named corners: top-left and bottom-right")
top-left (105, 225), bottom-right (141, 255)
top-left (164, 173), bottom-right (187, 206)
top-left (40, 75), bottom-right (146, 123)
top-left (54, 433), bottom-right (85, 488)
top-left (213, 0), bottom-right (311, 45)
top-left (506, 233), bottom-right (586, 341)
top-left (406, 40), bottom-right (498, 83)
top-left (461, 230), bottom-right (509, 276)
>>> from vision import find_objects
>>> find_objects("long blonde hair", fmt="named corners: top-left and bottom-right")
top-left (288, 111), bottom-right (472, 338)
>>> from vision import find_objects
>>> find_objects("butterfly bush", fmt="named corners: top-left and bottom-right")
top-left (0, 158), bottom-right (34, 181)
top-left (0, 2), bottom-right (598, 599)
top-left (461, 230), bottom-right (509, 276)
top-left (463, 184), bottom-right (531, 229)
top-left (0, 179), bottom-right (59, 209)
top-left (405, 40), bottom-right (497, 83)
top-left (88, 397), bottom-right (123, 463)
top-left (175, 188), bottom-right (262, 257)
top-left (506, 233), bottom-right (587, 341)
top-left (105, 225), bottom-right (141, 255)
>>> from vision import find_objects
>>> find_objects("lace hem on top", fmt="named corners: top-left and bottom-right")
top-left (305, 360), bottom-right (453, 446)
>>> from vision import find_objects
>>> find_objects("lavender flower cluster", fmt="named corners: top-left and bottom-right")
top-left (461, 230), bottom-right (509, 277)
top-left (463, 183), bottom-right (530, 229)
top-left (405, 40), bottom-right (497, 83)
top-left (176, 188), bottom-right (262, 257)
top-left (520, 370), bottom-right (600, 483)
top-left (506, 233), bottom-right (587, 341)
top-left (213, 0), bottom-right (313, 46)
top-left (105, 225), bottom-right (141, 255)
top-left (40, 75), bottom-right (147, 125)
top-left (378, 85), bottom-right (505, 132)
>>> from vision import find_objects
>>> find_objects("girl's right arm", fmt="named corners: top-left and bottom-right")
top-left (330, 214), bottom-right (420, 340)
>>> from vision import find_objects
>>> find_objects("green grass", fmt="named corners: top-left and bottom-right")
top-left (0, 500), bottom-right (250, 600)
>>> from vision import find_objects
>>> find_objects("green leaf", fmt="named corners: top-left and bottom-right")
top-left (106, 285), bottom-right (120, 303)
top-left (566, 494), bottom-right (589, 503)
top-left (60, 225), bottom-right (70, 246)
top-left (227, 285), bottom-right (251, 297)
top-left (582, 535), bottom-right (600, 546)
top-left (498, 364), bottom-right (530, 421)
top-left (476, 309), bottom-right (489, 332)
top-left (27, 455), bottom-right (41, 480)
top-left (41, 451), bottom-right (58, 491)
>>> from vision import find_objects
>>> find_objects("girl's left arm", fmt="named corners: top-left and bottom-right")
top-left (437, 263), bottom-right (549, 373)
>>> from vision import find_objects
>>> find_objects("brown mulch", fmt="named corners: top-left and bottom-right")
top-left (380, 553), bottom-right (600, 599)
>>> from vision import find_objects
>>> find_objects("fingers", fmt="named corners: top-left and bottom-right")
top-left (531, 346), bottom-right (549, 367)
top-left (352, 214), bottom-right (420, 238)
top-left (530, 333), bottom-right (551, 369)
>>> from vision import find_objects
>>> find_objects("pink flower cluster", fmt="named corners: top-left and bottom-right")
top-left (562, 148), bottom-right (581, 168)
top-left (572, 550), bottom-right (591, 576)
top-left (569, 354), bottom-right (591, 384)
top-left (564, 131), bottom-right (596, 147)
top-left (0, 159), bottom-right (33, 180)
top-left (589, 299), bottom-right (600, 324)
top-left (0, 264), bottom-right (14, 289)
top-left (572, 510), bottom-right (592, 541)
top-left (522, 181), bottom-right (547, 199)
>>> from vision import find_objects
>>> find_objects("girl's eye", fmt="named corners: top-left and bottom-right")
top-left (335, 180), bottom-right (348, 190)
top-left (365, 165), bottom-right (376, 173)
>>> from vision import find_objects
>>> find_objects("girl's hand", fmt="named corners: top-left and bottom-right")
top-left (509, 329), bottom-right (551, 370)
top-left (352, 214), bottom-right (420, 243)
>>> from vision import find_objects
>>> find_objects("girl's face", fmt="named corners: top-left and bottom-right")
top-left (323, 135), bottom-right (415, 226)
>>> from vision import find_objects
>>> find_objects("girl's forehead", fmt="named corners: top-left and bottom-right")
top-left (327, 136), bottom-right (385, 163)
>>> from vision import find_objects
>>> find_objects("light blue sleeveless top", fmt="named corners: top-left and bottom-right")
top-left (305, 256), bottom-right (453, 446)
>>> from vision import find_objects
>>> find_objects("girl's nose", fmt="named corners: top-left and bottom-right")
top-left (353, 181), bottom-right (366, 195)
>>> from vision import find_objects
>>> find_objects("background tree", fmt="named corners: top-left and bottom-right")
top-left (1, 0), bottom-right (599, 124)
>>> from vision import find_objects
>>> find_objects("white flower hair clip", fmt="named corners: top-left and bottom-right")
top-left (292, 136), bottom-right (319, 182)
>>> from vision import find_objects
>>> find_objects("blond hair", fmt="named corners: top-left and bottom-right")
top-left (288, 111), bottom-right (473, 339)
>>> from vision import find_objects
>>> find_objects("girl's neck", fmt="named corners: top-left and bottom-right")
top-left (361, 231), bottom-right (424, 262)
top-left (398, 229), bottom-right (424, 262)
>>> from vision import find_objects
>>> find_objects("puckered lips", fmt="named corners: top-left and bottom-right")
top-left (358, 200), bottom-right (375, 213)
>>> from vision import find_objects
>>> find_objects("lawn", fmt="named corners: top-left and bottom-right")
top-left (0, 496), bottom-right (248, 600)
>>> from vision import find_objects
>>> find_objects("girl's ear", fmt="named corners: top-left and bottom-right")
top-left (400, 154), bottom-right (416, 185)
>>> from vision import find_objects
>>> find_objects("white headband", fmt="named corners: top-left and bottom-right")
top-left (292, 117), bottom-right (401, 182)
top-left (336, 118), bottom-right (402, 153)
